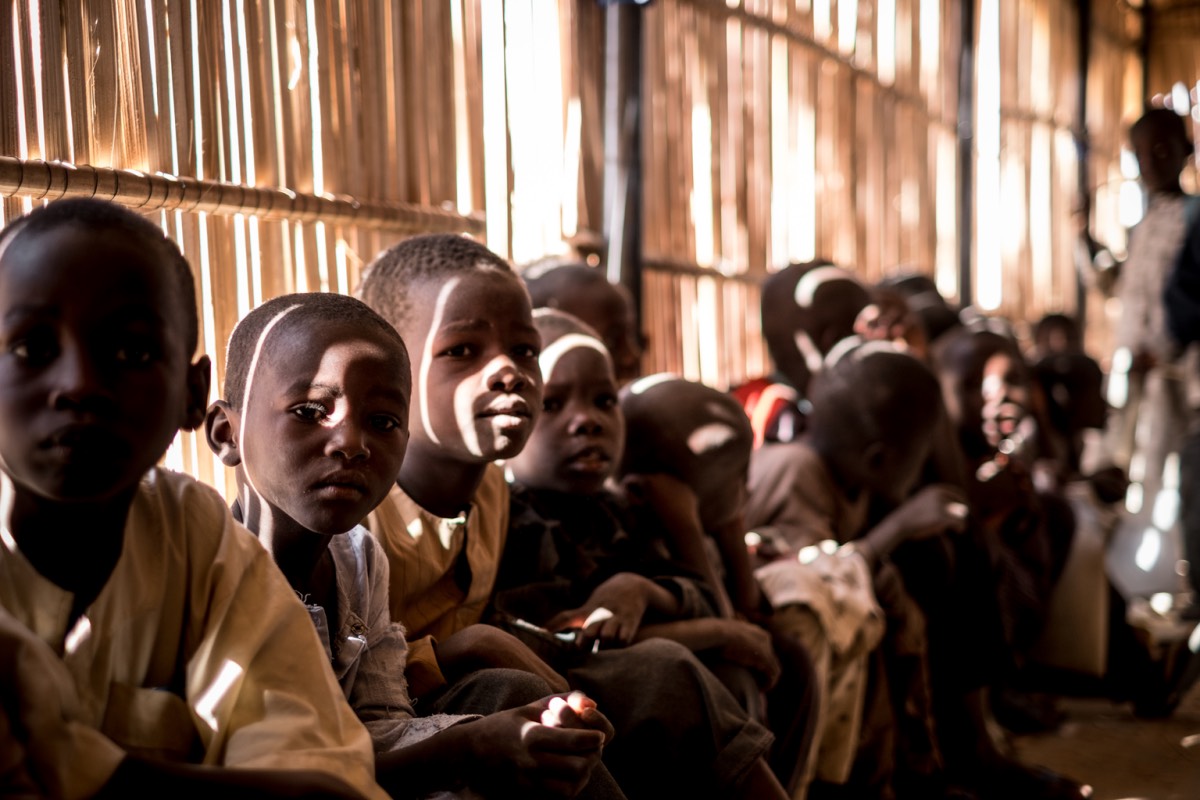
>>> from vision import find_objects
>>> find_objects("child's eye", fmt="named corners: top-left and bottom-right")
top-left (291, 402), bottom-right (329, 422)
top-left (542, 397), bottom-right (563, 413)
top-left (513, 344), bottom-right (539, 360)
top-left (370, 414), bottom-right (404, 433)
top-left (9, 332), bottom-right (58, 366)
top-left (441, 343), bottom-right (474, 358)
top-left (114, 345), bottom-right (155, 365)
top-left (596, 394), bottom-right (617, 410)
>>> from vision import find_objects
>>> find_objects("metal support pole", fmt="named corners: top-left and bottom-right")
top-left (602, 1), bottom-right (645, 331)
top-left (957, 0), bottom-right (976, 308)
top-left (1076, 0), bottom-right (1092, 328)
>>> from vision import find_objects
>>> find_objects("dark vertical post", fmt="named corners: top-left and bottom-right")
top-left (957, 0), bottom-right (976, 308)
top-left (1076, 0), bottom-right (1091, 329)
top-left (603, 1), bottom-right (645, 331)
top-left (1140, 3), bottom-right (1152, 105)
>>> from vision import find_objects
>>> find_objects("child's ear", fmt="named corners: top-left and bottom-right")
top-left (182, 356), bottom-right (212, 432)
top-left (205, 400), bottom-right (243, 468)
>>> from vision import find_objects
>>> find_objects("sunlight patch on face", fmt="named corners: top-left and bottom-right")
top-left (452, 350), bottom-right (526, 458)
top-left (418, 277), bottom-right (462, 445)
top-left (240, 305), bottom-right (300, 498)
top-left (539, 333), bottom-right (608, 381)
top-left (794, 266), bottom-right (850, 308)
top-left (627, 372), bottom-right (677, 395)
top-left (687, 422), bottom-right (738, 455)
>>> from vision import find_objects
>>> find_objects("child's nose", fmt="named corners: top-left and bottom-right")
top-left (327, 419), bottom-right (370, 461)
top-left (51, 344), bottom-right (112, 413)
top-left (568, 410), bottom-right (603, 436)
top-left (486, 356), bottom-right (528, 392)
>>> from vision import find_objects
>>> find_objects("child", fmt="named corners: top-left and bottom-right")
top-left (745, 342), bottom-right (967, 799)
top-left (357, 234), bottom-right (787, 800)
top-left (546, 360), bottom-right (813, 797)
top-left (0, 199), bottom-right (382, 799)
top-left (617, 374), bottom-right (763, 622)
top-left (204, 292), bottom-right (620, 799)
top-left (521, 259), bottom-right (644, 386)
top-left (499, 311), bottom-right (780, 708)
top-left (731, 260), bottom-right (869, 447)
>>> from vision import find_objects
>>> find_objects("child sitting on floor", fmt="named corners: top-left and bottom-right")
top-left (745, 342), bottom-right (968, 800)
top-left (204, 292), bottom-right (620, 799)
top-left (601, 369), bottom-right (821, 796)
top-left (356, 233), bottom-right (787, 800)
top-left (497, 311), bottom-right (781, 706)
top-left (0, 198), bottom-right (382, 799)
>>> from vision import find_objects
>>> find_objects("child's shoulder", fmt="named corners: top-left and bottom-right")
top-left (133, 467), bottom-right (269, 565)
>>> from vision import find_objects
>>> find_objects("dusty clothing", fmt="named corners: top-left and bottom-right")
top-left (366, 464), bottom-right (509, 696)
top-left (746, 442), bottom-right (939, 796)
top-left (0, 468), bottom-right (384, 800)
top-left (368, 470), bottom-right (774, 800)
top-left (309, 526), bottom-right (475, 753)
top-left (492, 485), bottom-right (717, 640)
top-left (746, 440), bottom-right (868, 550)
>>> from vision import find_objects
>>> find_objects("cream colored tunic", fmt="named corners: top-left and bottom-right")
top-left (0, 467), bottom-right (387, 800)
top-left (366, 465), bottom-right (509, 696)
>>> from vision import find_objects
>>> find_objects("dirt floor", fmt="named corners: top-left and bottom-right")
top-left (1013, 683), bottom-right (1200, 800)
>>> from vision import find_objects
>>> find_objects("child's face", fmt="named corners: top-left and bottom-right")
top-left (407, 269), bottom-right (542, 463)
top-left (980, 352), bottom-right (1030, 450)
top-left (1132, 121), bottom-right (1190, 194)
top-left (507, 337), bottom-right (622, 494)
top-left (0, 226), bottom-right (205, 503)
top-left (235, 320), bottom-right (410, 536)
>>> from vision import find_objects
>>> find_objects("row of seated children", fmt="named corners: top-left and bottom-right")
top-left (0, 195), bottom-right (1133, 800)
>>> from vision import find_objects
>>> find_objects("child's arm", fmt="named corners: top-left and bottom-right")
top-left (853, 483), bottom-right (969, 569)
top-left (636, 618), bottom-right (781, 689)
top-left (374, 692), bottom-right (612, 799)
top-left (545, 572), bottom-right (682, 650)
top-left (622, 473), bottom-right (738, 618)
top-left (434, 624), bottom-right (571, 694)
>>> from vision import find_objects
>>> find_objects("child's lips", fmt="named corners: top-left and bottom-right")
top-left (312, 471), bottom-right (370, 497)
top-left (566, 446), bottom-right (612, 472)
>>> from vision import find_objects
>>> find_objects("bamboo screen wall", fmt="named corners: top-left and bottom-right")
top-left (639, 0), bottom-right (962, 388)
top-left (0, 0), bottom-right (1162, 489)
top-left (974, 0), bottom-right (1081, 324)
top-left (0, 0), bottom-right (606, 497)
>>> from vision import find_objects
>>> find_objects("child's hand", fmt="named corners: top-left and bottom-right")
top-left (542, 691), bottom-right (616, 744)
top-left (891, 484), bottom-right (970, 542)
top-left (710, 619), bottom-right (782, 689)
top-left (546, 573), bottom-right (658, 650)
top-left (469, 695), bottom-right (609, 798)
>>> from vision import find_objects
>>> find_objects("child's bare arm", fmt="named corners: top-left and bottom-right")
top-left (637, 618), bottom-right (781, 689)
top-left (622, 473), bottom-right (737, 618)
top-left (856, 483), bottom-right (968, 569)
top-left (709, 512), bottom-right (767, 621)
top-left (546, 572), bottom-right (680, 649)
top-left (375, 693), bottom-right (610, 799)
top-left (435, 624), bottom-right (570, 694)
